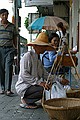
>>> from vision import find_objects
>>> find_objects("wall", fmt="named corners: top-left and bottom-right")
top-left (71, 0), bottom-right (80, 73)
top-left (54, 3), bottom-right (69, 19)
top-left (72, 0), bottom-right (79, 47)
top-left (78, 0), bottom-right (80, 73)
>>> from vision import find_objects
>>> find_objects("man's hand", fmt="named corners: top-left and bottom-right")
top-left (45, 83), bottom-right (52, 90)
top-left (39, 82), bottom-right (51, 90)
top-left (60, 78), bottom-right (69, 85)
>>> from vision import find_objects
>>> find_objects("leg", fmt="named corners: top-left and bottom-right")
top-left (5, 47), bottom-right (14, 92)
top-left (0, 67), bottom-right (5, 91)
top-left (0, 48), bottom-right (5, 92)
top-left (23, 85), bottom-right (44, 104)
top-left (20, 85), bottom-right (44, 109)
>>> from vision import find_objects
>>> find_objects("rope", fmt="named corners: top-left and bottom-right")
top-left (68, 49), bottom-right (80, 81)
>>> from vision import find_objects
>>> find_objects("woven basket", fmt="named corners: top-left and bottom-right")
top-left (42, 98), bottom-right (80, 120)
top-left (67, 89), bottom-right (80, 98)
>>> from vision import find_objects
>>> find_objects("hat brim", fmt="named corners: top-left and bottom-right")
top-left (27, 42), bottom-right (55, 51)
top-left (27, 41), bottom-right (50, 46)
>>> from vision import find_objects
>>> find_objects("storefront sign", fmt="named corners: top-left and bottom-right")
top-left (25, 0), bottom-right (53, 6)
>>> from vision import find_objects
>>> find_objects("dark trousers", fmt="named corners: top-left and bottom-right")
top-left (0, 47), bottom-right (15, 91)
top-left (23, 85), bottom-right (44, 104)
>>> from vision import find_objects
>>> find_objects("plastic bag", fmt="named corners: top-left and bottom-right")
top-left (45, 81), bottom-right (66, 100)
top-left (64, 85), bottom-right (71, 93)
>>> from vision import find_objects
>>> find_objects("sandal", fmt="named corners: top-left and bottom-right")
top-left (0, 90), bottom-right (5, 94)
top-left (6, 91), bottom-right (14, 96)
top-left (20, 103), bottom-right (38, 109)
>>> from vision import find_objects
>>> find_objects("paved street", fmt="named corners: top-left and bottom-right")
top-left (0, 75), bottom-right (50, 120)
top-left (0, 72), bottom-right (79, 120)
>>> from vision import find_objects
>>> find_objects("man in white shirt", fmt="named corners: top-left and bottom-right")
top-left (15, 32), bottom-right (69, 109)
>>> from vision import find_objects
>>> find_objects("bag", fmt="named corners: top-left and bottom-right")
top-left (45, 81), bottom-right (67, 100)
top-left (56, 55), bottom-right (78, 66)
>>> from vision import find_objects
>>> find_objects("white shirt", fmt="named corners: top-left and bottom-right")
top-left (15, 49), bottom-right (48, 97)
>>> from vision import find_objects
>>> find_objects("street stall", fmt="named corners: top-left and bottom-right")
top-left (42, 41), bottom-right (80, 120)
top-left (28, 16), bottom-right (80, 120)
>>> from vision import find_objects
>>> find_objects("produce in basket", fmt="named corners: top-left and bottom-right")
top-left (66, 89), bottom-right (80, 98)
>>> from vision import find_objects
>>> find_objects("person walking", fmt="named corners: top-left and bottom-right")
top-left (56, 22), bottom-right (68, 47)
top-left (56, 22), bottom-right (66, 38)
top-left (0, 9), bottom-right (18, 95)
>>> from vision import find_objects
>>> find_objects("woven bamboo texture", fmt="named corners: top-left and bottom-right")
top-left (42, 98), bottom-right (80, 120)
top-left (67, 89), bottom-right (80, 98)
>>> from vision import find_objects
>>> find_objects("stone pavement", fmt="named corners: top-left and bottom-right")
top-left (0, 72), bottom-right (79, 120)
top-left (0, 75), bottom-right (50, 120)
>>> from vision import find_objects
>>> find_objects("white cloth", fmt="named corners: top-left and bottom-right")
top-left (56, 30), bottom-right (64, 38)
top-left (56, 30), bottom-right (68, 46)
top-left (72, 45), bottom-right (77, 51)
top-left (45, 81), bottom-right (67, 100)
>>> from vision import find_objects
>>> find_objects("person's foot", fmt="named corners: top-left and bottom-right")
top-left (20, 98), bottom-right (38, 109)
top-left (0, 90), bottom-right (5, 94)
top-left (20, 103), bottom-right (38, 109)
top-left (21, 98), bottom-right (27, 104)
top-left (6, 91), bottom-right (14, 96)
